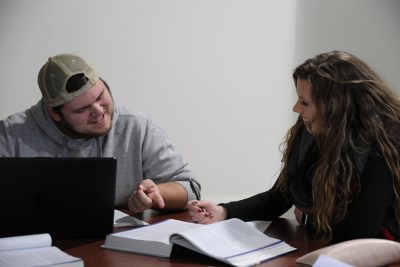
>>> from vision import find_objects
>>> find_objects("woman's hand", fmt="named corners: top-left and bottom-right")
top-left (186, 200), bottom-right (227, 224)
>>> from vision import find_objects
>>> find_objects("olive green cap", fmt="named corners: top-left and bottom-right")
top-left (38, 53), bottom-right (99, 107)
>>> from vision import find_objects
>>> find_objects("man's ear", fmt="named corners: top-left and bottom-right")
top-left (47, 106), bottom-right (62, 122)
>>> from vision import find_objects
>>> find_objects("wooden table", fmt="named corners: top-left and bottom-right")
top-left (54, 210), bottom-right (400, 267)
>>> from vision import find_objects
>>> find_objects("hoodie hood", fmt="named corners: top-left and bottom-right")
top-left (30, 99), bottom-right (119, 154)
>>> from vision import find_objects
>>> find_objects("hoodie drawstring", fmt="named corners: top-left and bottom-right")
top-left (96, 138), bottom-right (103, 157)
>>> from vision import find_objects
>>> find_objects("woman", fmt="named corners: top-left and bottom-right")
top-left (187, 51), bottom-right (400, 243)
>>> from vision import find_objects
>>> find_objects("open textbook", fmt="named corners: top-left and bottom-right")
top-left (102, 218), bottom-right (296, 267)
top-left (0, 233), bottom-right (83, 267)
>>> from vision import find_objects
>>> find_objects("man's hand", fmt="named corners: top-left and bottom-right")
top-left (128, 179), bottom-right (165, 214)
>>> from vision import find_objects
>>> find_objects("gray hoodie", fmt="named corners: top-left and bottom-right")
top-left (0, 100), bottom-right (200, 207)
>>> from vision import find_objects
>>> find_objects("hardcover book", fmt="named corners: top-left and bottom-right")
top-left (102, 218), bottom-right (296, 267)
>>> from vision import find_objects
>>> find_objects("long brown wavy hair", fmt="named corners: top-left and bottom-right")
top-left (275, 51), bottom-right (400, 242)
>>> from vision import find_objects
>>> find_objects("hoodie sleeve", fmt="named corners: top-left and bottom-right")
top-left (140, 118), bottom-right (200, 201)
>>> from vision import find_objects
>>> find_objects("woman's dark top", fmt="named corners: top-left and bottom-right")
top-left (222, 130), bottom-right (398, 242)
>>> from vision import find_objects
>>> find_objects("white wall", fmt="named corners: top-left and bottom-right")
top-left (294, 0), bottom-right (400, 92)
top-left (0, 1), bottom-right (399, 208)
top-left (0, 0), bottom-right (297, 203)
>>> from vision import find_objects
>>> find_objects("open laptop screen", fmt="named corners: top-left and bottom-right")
top-left (0, 157), bottom-right (117, 238)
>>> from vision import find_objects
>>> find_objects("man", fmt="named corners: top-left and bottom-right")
top-left (0, 53), bottom-right (201, 213)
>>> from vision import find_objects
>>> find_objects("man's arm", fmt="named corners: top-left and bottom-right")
top-left (157, 181), bottom-right (188, 211)
top-left (139, 118), bottom-right (201, 209)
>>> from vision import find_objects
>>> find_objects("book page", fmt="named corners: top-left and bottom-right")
top-left (0, 233), bottom-right (51, 251)
top-left (112, 219), bottom-right (200, 244)
top-left (246, 221), bottom-right (271, 233)
top-left (0, 246), bottom-right (82, 267)
top-left (171, 218), bottom-right (284, 259)
top-left (313, 254), bottom-right (354, 267)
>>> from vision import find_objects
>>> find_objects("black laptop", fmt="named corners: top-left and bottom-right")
top-left (0, 157), bottom-right (117, 239)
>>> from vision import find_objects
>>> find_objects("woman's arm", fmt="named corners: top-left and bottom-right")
top-left (222, 188), bottom-right (293, 221)
top-left (186, 189), bottom-right (292, 224)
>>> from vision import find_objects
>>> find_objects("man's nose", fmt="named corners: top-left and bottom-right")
top-left (91, 103), bottom-right (103, 117)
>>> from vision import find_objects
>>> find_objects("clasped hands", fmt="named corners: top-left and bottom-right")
top-left (128, 179), bottom-right (165, 214)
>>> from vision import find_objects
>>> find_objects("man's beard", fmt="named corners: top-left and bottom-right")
top-left (55, 115), bottom-right (112, 139)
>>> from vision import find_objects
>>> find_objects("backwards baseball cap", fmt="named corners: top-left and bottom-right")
top-left (38, 53), bottom-right (99, 107)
